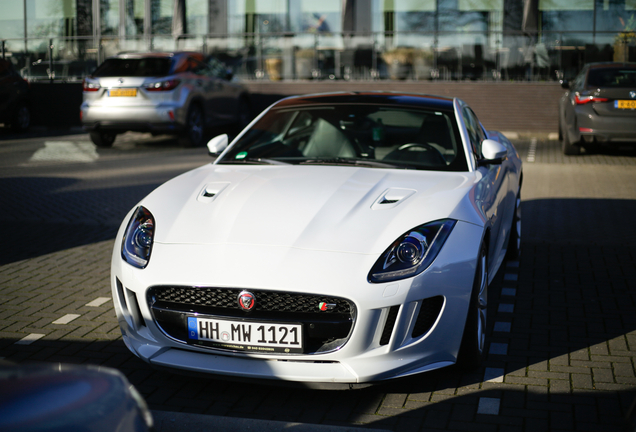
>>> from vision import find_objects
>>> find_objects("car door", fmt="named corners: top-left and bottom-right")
top-left (463, 106), bottom-right (509, 272)
top-left (191, 57), bottom-right (237, 125)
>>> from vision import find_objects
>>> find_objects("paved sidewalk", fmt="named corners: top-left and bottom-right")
top-left (1, 134), bottom-right (635, 431)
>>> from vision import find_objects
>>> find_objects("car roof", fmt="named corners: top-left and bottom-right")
top-left (584, 62), bottom-right (636, 69)
top-left (112, 51), bottom-right (204, 61)
top-left (272, 92), bottom-right (456, 110)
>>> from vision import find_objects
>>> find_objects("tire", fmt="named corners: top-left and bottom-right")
top-left (506, 190), bottom-right (521, 260)
top-left (561, 123), bottom-right (581, 155)
top-left (89, 131), bottom-right (117, 148)
top-left (457, 242), bottom-right (488, 370)
top-left (179, 104), bottom-right (204, 147)
top-left (11, 103), bottom-right (31, 132)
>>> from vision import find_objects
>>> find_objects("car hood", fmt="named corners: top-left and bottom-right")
top-left (140, 164), bottom-right (483, 255)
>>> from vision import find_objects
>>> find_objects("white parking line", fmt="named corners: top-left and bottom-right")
top-left (52, 314), bottom-right (81, 324)
top-left (527, 138), bottom-right (537, 162)
top-left (15, 333), bottom-right (45, 345)
top-left (498, 304), bottom-right (514, 313)
top-left (489, 343), bottom-right (508, 355)
top-left (501, 288), bottom-right (517, 297)
top-left (504, 273), bottom-right (518, 281)
top-left (30, 141), bottom-right (99, 163)
top-left (477, 397), bottom-right (501, 415)
top-left (484, 368), bottom-right (505, 383)
top-left (494, 321), bottom-right (512, 332)
top-left (86, 297), bottom-right (110, 307)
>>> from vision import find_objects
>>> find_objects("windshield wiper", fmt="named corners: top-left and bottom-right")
top-left (299, 158), bottom-right (403, 169)
top-left (219, 158), bottom-right (289, 165)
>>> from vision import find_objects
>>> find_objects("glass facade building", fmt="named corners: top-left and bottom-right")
top-left (0, 0), bottom-right (634, 82)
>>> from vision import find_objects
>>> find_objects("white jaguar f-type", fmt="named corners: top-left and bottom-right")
top-left (112, 92), bottom-right (522, 388)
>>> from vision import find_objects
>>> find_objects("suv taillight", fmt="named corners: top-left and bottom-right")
top-left (83, 79), bottom-right (100, 92)
top-left (575, 94), bottom-right (609, 105)
top-left (144, 79), bottom-right (180, 92)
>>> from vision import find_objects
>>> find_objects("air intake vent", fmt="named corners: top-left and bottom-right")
top-left (372, 188), bottom-right (416, 210)
top-left (412, 296), bottom-right (444, 338)
top-left (380, 305), bottom-right (400, 345)
top-left (197, 182), bottom-right (229, 203)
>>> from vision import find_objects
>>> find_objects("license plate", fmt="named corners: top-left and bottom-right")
top-left (187, 316), bottom-right (303, 353)
top-left (615, 100), bottom-right (636, 109)
top-left (109, 88), bottom-right (137, 97)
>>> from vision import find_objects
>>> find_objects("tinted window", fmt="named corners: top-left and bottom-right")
top-left (587, 67), bottom-right (636, 88)
top-left (92, 58), bottom-right (173, 77)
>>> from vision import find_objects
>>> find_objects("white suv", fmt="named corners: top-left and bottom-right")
top-left (81, 51), bottom-right (250, 147)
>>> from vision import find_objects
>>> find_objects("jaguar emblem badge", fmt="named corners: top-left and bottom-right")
top-left (238, 291), bottom-right (255, 311)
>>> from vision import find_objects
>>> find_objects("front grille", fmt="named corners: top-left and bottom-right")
top-left (150, 286), bottom-right (352, 314)
top-left (147, 286), bottom-right (356, 355)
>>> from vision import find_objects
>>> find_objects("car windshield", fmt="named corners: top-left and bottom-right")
top-left (218, 104), bottom-right (468, 171)
top-left (587, 67), bottom-right (636, 88)
top-left (91, 58), bottom-right (173, 77)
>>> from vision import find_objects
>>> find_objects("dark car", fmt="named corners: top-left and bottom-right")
top-left (0, 59), bottom-right (31, 131)
top-left (0, 362), bottom-right (153, 432)
top-left (81, 51), bottom-right (251, 147)
top-left (559, 62), bottom-right (636, 155)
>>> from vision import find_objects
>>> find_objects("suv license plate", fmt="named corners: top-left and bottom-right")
top-left (109, 89), bottom-right (137, 97)
top-left (187, 316), bottom-right (303, 353)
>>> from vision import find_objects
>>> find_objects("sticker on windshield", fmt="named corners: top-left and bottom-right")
top-left (236, 152), bottom-right (248, 160)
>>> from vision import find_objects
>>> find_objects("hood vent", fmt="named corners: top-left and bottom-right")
top-left (372, 188), bottom-right (416, 210)
top-left (197, 182), bottom-right (230, 203)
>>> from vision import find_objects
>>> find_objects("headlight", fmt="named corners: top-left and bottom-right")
top-left (368, 219), bottom-right (456, 283)
top-left (121, 206), bottom-right (155, 269)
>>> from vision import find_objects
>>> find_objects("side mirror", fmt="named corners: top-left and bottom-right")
top-left (478, 139), bottom-right (508, 166)
top-left (207, 134), bottom-right (229, 156)
top-left (560, 79), bottom-right (569, 89)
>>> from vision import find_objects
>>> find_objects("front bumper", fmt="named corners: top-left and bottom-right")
top-left (111, 218), bottom-right (484, 385)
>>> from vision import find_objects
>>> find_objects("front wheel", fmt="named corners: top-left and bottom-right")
top-left (506, 190), bottom-right (521, 259)
top-left (457, 242), bottom-right (488, 370)
top-left (179, 104), bottom-right (205, 147)
top-left (89, 131), bottom-right (117, 147)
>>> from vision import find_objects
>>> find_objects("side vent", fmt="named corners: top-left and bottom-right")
top-left (126, 288), bottom-right (146, 330)
top-left (371, 188), bottom-right (416, 210)
top-left (412, 296), bottom-right (444, 338)
top-left (379, 305), bottom-right (400, 345)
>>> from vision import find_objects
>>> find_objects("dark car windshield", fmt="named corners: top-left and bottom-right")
top-left (587, 67), bottom-right (636, 88)
top-left (218, 104), bottom-right (468, 172)
top-left (91, 58), bottom-right (173, 77)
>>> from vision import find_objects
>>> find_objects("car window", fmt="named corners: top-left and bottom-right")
top-left (587, 67), bottom-right (636, 88)
top-left (462, 107), bottom-right (486, 158)
top-left (207, 57), bottom-right (229, 79)
top-left (92, 58), bottom-right (173, 77)
top-left (219, 105), bottom-right (468, 172)
top-left (190, 58), bottom-right (213, 77)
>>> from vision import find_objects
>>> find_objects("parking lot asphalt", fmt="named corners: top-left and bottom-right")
top-left (1, 131), bottom-right (635, 431)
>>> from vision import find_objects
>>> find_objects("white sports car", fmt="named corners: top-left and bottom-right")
top-left (112, 92), bottom-right (522, 388)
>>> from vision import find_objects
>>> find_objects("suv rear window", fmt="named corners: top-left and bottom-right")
top-left (92, 58), bottom-right (173, 77)
top-left (587, 67), bottom-right (636, 88)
